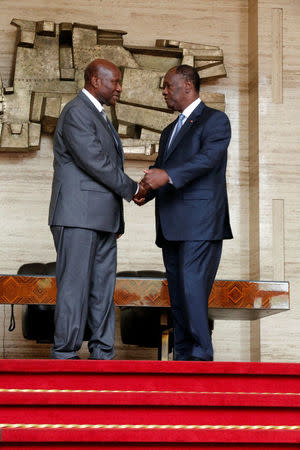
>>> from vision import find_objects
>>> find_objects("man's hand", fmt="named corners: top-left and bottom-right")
top-left (143, 168), bottom-right (169, 189)
top-left (133, 179), bottom-right (149, 206)
top-left (133, 196), bottom-right (145, 206)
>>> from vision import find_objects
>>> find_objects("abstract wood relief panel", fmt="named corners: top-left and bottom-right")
top-left (0, 19), bottom-right (227, 158)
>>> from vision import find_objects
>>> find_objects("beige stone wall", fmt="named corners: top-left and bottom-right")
top-left (0, 0), bottom-right (298, 362)
top-left (257, 0), bottom-right (300, 361)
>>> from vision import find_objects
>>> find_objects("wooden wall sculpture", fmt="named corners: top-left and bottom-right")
top-left (0, 19), bottom-right (227, 158)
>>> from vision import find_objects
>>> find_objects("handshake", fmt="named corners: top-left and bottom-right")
top-left (133, 168), bottom-right (170, 206)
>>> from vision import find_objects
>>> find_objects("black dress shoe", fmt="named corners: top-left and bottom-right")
top-left (67, 356), bottom-right (80, 360)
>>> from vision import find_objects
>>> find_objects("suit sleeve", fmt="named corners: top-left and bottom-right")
top-left (166, 112), bottom-right (231, 190)
top-left (62, 105), bottom-right (137, 202)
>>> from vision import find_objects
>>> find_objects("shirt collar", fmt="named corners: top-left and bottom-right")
top-left (181, 97), bottom-right (201, 119)
top-left (82, 88), bottom-right (104, 113)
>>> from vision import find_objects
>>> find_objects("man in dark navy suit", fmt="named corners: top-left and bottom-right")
top-left (136, 65), bottom-right (233, 361)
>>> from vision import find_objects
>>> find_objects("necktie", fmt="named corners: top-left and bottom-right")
top-left (100, 109), bottom-right (124, 165)
top-left (169, 113), bottom-right (185, 147)
top-left (101, 110), bottom-right (120, 148)
top-left (100, 109), bottom-right (108, 122)
top-left (164, 113), bottom-right (185, 161)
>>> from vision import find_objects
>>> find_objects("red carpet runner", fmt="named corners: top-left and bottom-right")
top-left (0, 360), bottom-right (299, 448)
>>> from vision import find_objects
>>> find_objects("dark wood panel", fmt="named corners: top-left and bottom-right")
top-left (0, 275), bottom-right (289, 320)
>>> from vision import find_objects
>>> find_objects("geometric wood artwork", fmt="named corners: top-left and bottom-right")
top-left (0, 19), bottom-right (227, 159)
top-left (0, 275), bottom-right (289, 321)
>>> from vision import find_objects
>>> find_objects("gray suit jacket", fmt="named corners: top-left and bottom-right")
top-left (48, 91), bottom-right (137, 233)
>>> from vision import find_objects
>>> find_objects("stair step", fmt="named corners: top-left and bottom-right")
top-left (1, 389), bottom-right (300, 406)
top-left (0, 403), bottom-right (299, 422)
top-left (1, 425), bottom-right (300, 446)
top-left (1, 360), bottom-right (300, 391)
top-left (0, 360), bottom-right (299, 448)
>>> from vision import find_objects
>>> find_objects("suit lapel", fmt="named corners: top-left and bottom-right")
top-left (162, 102), bottom-right (206, 163)
top-left (78, 92), bottom-right (124, 163)
top-left (78, 91), bottom-right (107, 128)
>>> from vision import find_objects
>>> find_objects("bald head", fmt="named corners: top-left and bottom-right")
top-left (84, 59), bottom-right (118, 85)
top-left (84, 59), bottom-right (122, 106)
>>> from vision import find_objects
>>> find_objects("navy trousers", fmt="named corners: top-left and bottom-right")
top-left (162, 240), bottom-right (222, 361)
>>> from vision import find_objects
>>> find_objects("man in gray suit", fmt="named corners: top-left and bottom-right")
top-left (49, 59), bottom-right (146, 360)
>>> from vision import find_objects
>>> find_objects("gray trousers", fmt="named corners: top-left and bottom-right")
top-left (50, 226), bottom-right (116, 359)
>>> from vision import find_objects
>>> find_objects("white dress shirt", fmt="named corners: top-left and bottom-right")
top-left (82, 88), bottom-right (104, 113)
top-left (181, 97), bottom-right (201, 121)
top-left (168, 97), bottom-right (201, 144)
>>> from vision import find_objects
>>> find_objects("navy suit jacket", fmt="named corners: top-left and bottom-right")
top-left (149, 102), bottom-right (233, 247)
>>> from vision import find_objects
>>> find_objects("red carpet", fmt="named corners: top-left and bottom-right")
top-left (0, 360), bottom-right (299, 448)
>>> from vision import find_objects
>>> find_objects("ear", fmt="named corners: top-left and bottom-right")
top-left (184, 80), bottom-right (193, 93)
top-left (91, 75), bottom-right (101, 89)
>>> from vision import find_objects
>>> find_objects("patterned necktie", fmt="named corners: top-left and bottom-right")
top-left (101, 110), bottom-right (120, 148)
top-left (100, 109), bottom-right (108, 122)
top-left (100, 109), bottom-right (124, 165)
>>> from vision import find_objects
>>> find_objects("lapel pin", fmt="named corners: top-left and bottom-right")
top-left (190, 120), bottom-right (193, 123)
